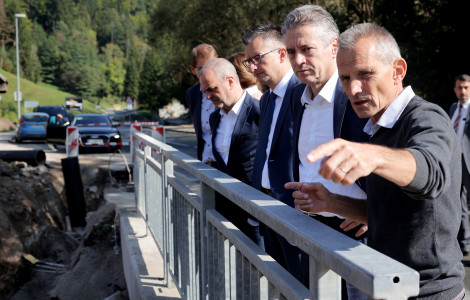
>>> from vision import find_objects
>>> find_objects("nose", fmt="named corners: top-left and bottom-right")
top-left (205, 92), bottom-right (212, 100)
top-left (349, 79), bottom-right (362, 96)
top-left (292, 52), bottom-right (306, 66)
top-left (249, 63), bottom-right (257, 73)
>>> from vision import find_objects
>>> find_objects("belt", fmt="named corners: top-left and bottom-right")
top-left (260, 187), bottom-right (273, 197)
top-left (205, 160), bottom-right (218, 168)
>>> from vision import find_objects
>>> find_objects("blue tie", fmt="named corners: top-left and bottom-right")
top-left (258, 92), bottom-right (277, 155)
top-left (264, 91), bottom-right (277, 130)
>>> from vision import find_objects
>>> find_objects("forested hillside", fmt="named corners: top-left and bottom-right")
top-left (1, 0), bottom-right (469, 113)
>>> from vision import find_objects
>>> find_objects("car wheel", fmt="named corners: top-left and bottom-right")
top-left (15, 137), bottom-right (22, 143)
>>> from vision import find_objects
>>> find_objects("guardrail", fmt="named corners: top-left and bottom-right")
top-left (132, 131), bottom-right (420, 299)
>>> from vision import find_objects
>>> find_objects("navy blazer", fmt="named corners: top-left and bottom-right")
top-left (290, 78), bottom-right (369, 190)
top-left (450, 102), bottom-right (470, 171)
top-left (210, 93), bottom-right (260, 185)
top-left (186, 82), bottom-right (205, 160)
top-left (251, 74), bottom-right (300, 207)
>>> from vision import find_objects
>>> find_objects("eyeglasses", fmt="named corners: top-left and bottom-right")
top-left (242, 48), bottom-right (280, 69)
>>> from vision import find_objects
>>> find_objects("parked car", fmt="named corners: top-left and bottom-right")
top-left (34, 105), bottom-right (73, 123)
top-left (72, 114), bottom-right (122, 152)
top-left (15, 112), bottom-right (49, 143)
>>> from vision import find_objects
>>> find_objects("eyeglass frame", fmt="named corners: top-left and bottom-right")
top-left (242, 48), bottom-right (281, 69)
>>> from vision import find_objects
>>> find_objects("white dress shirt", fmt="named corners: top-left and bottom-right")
top-left (245, 85), bottom-right (262, 98)
top-left (215, 92), bottom-right (247, 165)
top-left (298, 71), bottom-right (366, 218)
top-left (200, 88), bottom-right (216, 163)
top-left (261, 69), bottom-right (295, 189)
top-left (450, 98), bottom-right (470, 142)
top-left (364, 86), bottom-right (415, 136)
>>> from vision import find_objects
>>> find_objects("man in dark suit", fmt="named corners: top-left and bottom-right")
top-left (185, 44), bottom-right (218, 165)
top-left (449, 74), bottom-right (470, 256)
top-left (199, 58), bottom-right (262, 247)
top-left (242, 23), bottom-right (305, 283)
top-left (282, 5), bottom-right (369, 297)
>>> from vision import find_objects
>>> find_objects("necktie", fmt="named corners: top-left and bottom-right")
top-left (264, 91), bottom-right (277, 129)
top-left (454, 104), bottom-right (461, 133)
top-left (258, 92), bottom-right (277, 159)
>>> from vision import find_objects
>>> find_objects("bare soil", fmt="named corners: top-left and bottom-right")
top-left (0, 155), bottom-right (129, 299)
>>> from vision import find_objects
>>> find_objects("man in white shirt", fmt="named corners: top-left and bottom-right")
top-left (186, 44), bottom-right (218, 166)
top-left (281, 5), bottom-right (369, 298)
top-left (199, 58), bottom-right (262, 247)
top-left (449, 74), bottom-right (470, 256)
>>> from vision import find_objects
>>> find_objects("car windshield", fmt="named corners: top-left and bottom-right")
top-left (73, 115), bottom-right (111, 126)
top-left (23, 115), bottom-right (49, 122)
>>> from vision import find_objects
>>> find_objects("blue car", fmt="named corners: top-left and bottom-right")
top-left (15, 112), bottom-right (49, 143)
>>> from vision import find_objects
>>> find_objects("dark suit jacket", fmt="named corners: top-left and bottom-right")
top-left (251, 74), bottom-right (300, 207)
top-left (186, 82), bottom-right (205, 160)
top-left (450, 102), bottom-right (470, 172)
top-left (210, 93), bottom-right (260, 185)
top-left (290, 77), bottom-right (369, 190)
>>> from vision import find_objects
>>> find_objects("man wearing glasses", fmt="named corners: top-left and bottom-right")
top-left (186, 44), bottom-right (218, 166)
top-left (242, 24), bottom-right (304, 284)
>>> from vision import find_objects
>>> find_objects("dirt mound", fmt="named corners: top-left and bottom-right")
top-left (0, 158), bottom-right (128, 299)
top-left (0, 118), bottom-right (17, 131)
top-left (0, 160), bottom-right (67, 298)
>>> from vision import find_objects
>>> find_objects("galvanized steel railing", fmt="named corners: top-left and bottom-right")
top-left (132, 131), bottom-right (420, 299)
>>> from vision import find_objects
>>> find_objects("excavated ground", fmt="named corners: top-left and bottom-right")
top-left (0, 155), bottom-right (130, 300)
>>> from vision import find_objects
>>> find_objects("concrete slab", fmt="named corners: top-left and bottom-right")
top-left (105, 190), bottom-right (182, 300)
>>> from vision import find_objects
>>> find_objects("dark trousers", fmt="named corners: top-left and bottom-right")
top-left (458, 159), bottom-right (470, 254)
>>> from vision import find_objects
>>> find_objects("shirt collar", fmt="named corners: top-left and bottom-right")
top-left (271, 68), bottom-right (294, 98)
top-left (461, 99), bottom-right (470, 110)
top-left (364, 86), bottom-right (415, 136)
top-left (300, 70), bottom-right (338, 106)
top-left (220, 91), bottom-right (246, 116)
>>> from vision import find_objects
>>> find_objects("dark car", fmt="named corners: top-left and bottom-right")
top-left (15, 112), bottom-right (49, 143)
top-left (72, 114), bottom-right (122, 152)
top-left (34, 105), bottom-right (73, 123)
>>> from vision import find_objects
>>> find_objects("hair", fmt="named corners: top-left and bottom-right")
top-left (190, 43), bottom-right (218, 67)
top-left (200, 58), bottom-right (240, 84)
top-left (228, 52), bottom-right (261, 90)
top-left (338, 23), bottom-right (401, 65)
top-left (242, 23), bottom-right (285, 48)
top-left (281, 5), bottom-right (339, 46)
top-left (455, 74), bottom-right (470, 85)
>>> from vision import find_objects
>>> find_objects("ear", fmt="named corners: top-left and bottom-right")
top-left (393, 58), bottom-right (407, 82)
top-left (226, 76), bottom-right (235, 89)
top-left (190, 65), bottom-right (197, 76)
top-left (330, 37), bottom-right (339, 57)
top-left (279, 48), bottom-right (288, 63)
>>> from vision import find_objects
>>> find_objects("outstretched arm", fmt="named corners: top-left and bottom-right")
top-left (307, 138), bottom-right (416, 187)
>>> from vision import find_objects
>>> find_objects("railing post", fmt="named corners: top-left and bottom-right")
top-left (310, 256), bottom-right (341, 300)
top-left (200, 182), bottom-right (216, 299)
top-left (163, 153), bottom-right (174, 288)
top-left (143, 144), bottom-right (151, 236)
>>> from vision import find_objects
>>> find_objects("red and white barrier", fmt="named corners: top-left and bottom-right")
top-left (130, 122), bottom-right (142, 163)
top-left (66, 126), bottom-right (79, 157)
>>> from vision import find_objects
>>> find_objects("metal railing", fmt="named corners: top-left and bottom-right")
top-left (132, 131), bottom-right (420, 299)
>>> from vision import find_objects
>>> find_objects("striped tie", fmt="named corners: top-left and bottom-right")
top-left (454, 104), bottom-right (461, 133)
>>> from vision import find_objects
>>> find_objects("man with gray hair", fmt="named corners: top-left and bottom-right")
top-left (281, 5), bottom-right (369, 297)
top-left (289, 22), bottom-right (465, 299)
top-left (199, 58), bottom-right (263, 247)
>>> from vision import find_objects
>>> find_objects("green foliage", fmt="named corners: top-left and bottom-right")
top-left (2, 0), bottom-right (468, 112)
